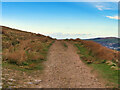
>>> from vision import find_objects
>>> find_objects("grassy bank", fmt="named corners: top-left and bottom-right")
top-left (74, 43), bottom-right (119, 88)
top-left (2, 41), bottom-right (55, 88)
top-left (2, 26), bottom-right (55, 88)
top-left (3, 41), bottom-right (55, 72)
top-left (2, 26), bottom-right (55, 71)
top-left (89, 63), bottom-right (119, 86)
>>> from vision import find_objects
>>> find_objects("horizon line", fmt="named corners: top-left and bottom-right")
top-left (1, 25), bottom-right (119, 39)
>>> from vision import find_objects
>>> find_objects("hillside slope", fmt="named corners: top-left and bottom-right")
top-left (2, 26), bottom-right (54, 67)
top-left (1, 26), bottom-right (56, 88)
top-left (67, 38), bottom-right (119, 64)
top-left (86, 37), bottom-right (120, 51)
top-left (67, 38), bottom-right (119, 87)
top-left (1, 26), bottom-right (119, 88)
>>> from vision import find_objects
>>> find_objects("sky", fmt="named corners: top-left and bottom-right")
top-left (1, 1), bottom-right (119, 39)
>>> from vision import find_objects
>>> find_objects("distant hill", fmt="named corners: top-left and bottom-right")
top-left (86, 37), bottom-right (120, 51)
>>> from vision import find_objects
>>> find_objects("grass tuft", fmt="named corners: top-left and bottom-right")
top-left (2, 26), bottom-right (55, 71)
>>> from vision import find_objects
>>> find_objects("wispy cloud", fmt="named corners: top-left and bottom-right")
top-left (106, 15), bottom-right (120, 20)
top-left (45, 32), bottom-right (97, 39)
top-left (95, 5), bottom-right (112, 11)
top-left (94, 2), bottom-right (118, 11)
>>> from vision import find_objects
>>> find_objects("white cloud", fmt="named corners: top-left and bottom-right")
top-left (94, 2), bottom-right (118, 11)
top-left (106, 16), bottom-right (120, 20)
top-left (95, 5), bottom-right (112, 11)
top-left (45, 32), bottom-right (96, 39)
top-left (96, 5), bottom-right (103, 10)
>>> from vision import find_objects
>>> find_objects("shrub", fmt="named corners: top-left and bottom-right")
top-left (4, 50), bottom-right (27, 65)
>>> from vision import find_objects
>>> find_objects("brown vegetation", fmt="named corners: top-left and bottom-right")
top-left (2, 26), bottom-right (54, 65)
top-left (2, 26), bottom-right (119, 65)
top-left (69, 38), bottom-right (119, 64)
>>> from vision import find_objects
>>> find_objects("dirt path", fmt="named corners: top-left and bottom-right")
top-left (40, 40), bottom-right (105, 88)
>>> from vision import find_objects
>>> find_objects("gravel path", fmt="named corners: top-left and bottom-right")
top-left (40, 40), bottom-right (105, 88)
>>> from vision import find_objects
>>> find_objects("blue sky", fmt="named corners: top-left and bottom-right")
top-left (2, 2), bottom-right (118, 39)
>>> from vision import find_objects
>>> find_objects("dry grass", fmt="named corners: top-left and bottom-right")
top-left (2, 26), bottom-right (54, 65)
top-left (70, 38), bottom-right (119, 64)
top-left (81, 40), bottom-right (118, 61)
top-left (6, 50), bottom-right (27, 65)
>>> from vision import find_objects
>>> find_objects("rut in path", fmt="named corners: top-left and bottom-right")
top-left (40, 41), bottom-right (105, 88)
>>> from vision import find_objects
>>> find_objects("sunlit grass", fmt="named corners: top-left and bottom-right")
top-left (90, 63), bottom-right (119, 86)
top-left (75, 43), bottom-right (119, 87)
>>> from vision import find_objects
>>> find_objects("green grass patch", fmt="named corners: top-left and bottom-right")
top-left (89, 63), bottom-right (119, 86)
top-left (49, 41), bottom-right (55, 47)
top-left (2, 59), bottom-right (44, 72)
top-left (63, 43), bottom-right (68, 48)
top-left (74, 43), bottom-right (119, 87)
top-left (3, 41), bottom-right (55, 72)
top-left (3, 56), bottom-right (44, 72)
top-left (75, 43), bottom-right (94, 62)
top-left (75, 44), bottom-right (87, 54)
top-left (62, 42), bottom-right (68, 48)
top-left (75, 43), bottom-right (91, 57)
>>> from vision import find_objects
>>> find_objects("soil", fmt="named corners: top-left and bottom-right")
top-left (2, 40), bottom-right (105, 88)
top-left (40, 40), bottom-right (105, 88)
